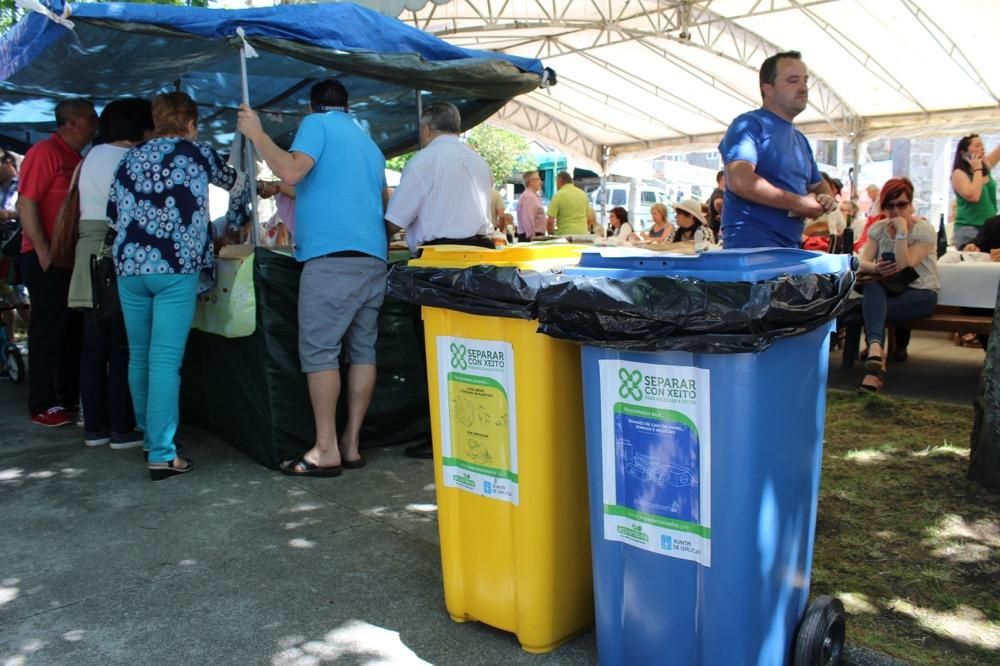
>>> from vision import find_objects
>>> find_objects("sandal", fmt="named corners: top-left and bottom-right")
top-left (279, 454), bottom-right (342, 478)
top-left (864, 355), bottom-right (884, 373)
top-left (857, 367), bottom-right (885, 394)
top-left (149, 456), bottom-right (194, 481)
top-left (342, 455), bottom-right (366, 470)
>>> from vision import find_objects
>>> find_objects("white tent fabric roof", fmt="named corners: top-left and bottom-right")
top-left (396, 0), bottom-right (1000, 169)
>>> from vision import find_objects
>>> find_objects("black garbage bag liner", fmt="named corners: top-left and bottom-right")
top-left (535, 270), bottom-right (856, 354)
top-left (387, 262), bottom-right (567, 319)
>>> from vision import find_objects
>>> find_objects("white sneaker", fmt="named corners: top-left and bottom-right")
top-left (84, 433), bottom-right (110, 447)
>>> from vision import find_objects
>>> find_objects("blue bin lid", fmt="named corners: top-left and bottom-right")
top-left (567, 248), bottom-right (851, 282)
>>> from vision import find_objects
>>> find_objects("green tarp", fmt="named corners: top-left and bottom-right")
top-left (180, 247), bottom-right (429, 469)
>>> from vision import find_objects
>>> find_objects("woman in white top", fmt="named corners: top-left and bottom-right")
top-left (70, 99), bottom-right (153, 448)
top-left (855, 178), bottom-right (939, 394)
top-left (608, 206), bottom-right (640, 243)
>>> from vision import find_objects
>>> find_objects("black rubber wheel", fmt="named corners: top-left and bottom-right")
top-left (793, 595), bottom-right (846, 666)
top-left (6, 346), bottom-right (24, 385)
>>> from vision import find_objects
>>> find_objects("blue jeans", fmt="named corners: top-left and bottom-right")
top-left (862, 283), bottom-right (937, 347)
top-left (118, 274), bottom-right (198, 464)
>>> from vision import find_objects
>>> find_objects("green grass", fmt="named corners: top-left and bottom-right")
top-left (813, 390), bottom-right (1000, 665)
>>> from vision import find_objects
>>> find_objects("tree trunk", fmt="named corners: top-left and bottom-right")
top-left (969, 283), bottom-right (1000, 492)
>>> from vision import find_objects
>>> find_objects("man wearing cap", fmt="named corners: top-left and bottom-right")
top-left (239, 78), bottom-right (389, 476)
top-left (719, 50), bottom-right (835, 248)
top-left (546, 171), bottom-right (588, 236)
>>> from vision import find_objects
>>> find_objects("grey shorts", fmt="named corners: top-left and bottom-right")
top-left (298, 255), bottom-right (387, 372)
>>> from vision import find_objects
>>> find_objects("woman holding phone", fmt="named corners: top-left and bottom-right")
top-left (855, 178), bottom-right (939, 393)
top-left (951, 134), bottom-right (1000, 249)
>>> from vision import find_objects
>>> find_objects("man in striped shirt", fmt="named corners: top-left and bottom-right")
top-left (385, 103), bottom-right (494, 253)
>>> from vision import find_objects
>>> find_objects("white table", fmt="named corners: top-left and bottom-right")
top-left (936, 262), bottom-right (1000, 309)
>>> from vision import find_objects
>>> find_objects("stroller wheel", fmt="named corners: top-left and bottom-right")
top-left (6, 345), bottom-right (24, 384)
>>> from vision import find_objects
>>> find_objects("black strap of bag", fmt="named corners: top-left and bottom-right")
top-left (90, 227), bottom-right (121, 320)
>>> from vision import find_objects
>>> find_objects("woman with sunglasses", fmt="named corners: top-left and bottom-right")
top-left (951, 134), bottom-right (1000, 250)
top-left (856, 178), bottom-right (939, 393)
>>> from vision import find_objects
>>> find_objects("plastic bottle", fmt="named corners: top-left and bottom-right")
top-left (492, 228), bottom-right (507, 249)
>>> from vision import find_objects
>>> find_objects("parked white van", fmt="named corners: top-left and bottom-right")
top-left (590, 183), bottom-right (666, 231)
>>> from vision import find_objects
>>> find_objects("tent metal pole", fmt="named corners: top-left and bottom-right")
top-left (239, 46), bottom-right (260, 246)
top-left (599, 145), bottom-right (609, 231)
top-left (849, 129), bottom-right (861, 204)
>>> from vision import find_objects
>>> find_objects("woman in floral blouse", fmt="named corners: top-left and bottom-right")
top-left (108, 92), bottom-right (250, 481)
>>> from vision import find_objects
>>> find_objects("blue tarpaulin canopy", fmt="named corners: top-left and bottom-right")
top-left (0, 1), bottom-right (548, 153)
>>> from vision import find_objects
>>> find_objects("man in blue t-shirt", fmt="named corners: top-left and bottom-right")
top-left (239, 79), bottom-right (388, 478)
top-left (718, 51), bottom-right (836, 248)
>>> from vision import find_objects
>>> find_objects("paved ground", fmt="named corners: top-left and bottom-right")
top-left (0, 332), bottom-right (985, 665)
top-left (827, 330), bottom-right (987, 405)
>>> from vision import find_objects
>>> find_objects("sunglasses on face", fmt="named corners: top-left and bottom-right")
top-left (883, 200), bottom-right (911, 211)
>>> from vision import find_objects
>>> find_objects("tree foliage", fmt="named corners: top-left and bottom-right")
top-left (386, 152), bottom-right (415, 173)
top-left (466, 124), bottom-right (533, 186)
top-left (386, 125), bottom-right (533, 187)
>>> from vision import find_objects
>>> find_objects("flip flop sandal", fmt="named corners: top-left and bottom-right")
top-left (342, 455), bottom-right (366, 470)
top-left (280, 454), bottom-right (342, 478)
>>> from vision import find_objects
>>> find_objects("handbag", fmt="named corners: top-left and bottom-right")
top-left (90, 227), bottom-right (120, 320)
top-left (880, 266), bottom-right (920, 296)
top-left (50, 163), bottom-right (82, 270)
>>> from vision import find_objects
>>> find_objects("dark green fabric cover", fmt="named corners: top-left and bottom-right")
top-left (181, 247), bottom-right (429, 469)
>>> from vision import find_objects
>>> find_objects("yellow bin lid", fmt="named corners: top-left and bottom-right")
top-left (409, 243), bottom-right (586, 270)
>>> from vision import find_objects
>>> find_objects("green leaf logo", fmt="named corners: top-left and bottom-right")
top-left (618, 368), bottom-right (643, 401)
top-left (450, 343), bottom-right (468, 370)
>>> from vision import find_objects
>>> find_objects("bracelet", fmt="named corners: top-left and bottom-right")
top-left (895, 233), bottom-right (908, 241)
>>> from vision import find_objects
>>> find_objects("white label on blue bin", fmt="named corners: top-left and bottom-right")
top-left (436, 336), bottom-right (519, 505)
top-left (599, 360), bottom-right (712, 566)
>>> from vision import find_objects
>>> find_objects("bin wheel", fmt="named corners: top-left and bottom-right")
top-left (5, 346), bottom-right (23, 385)
top-left (793, 595), bottom-right (846, 666)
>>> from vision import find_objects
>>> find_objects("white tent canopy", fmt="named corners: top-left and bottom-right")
top-left (399, 0), bottom-right (1000, 170)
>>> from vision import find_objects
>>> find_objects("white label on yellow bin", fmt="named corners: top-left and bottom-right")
top-left (436, 336), bottom-right (519, 505)
top-left (599, 360), bottom-right (712, 567)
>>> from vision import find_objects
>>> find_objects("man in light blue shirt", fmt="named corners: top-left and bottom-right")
top-left (239, 79), bottom-right (388, 477)
top-left (719, 51), bottom-right (836, 248)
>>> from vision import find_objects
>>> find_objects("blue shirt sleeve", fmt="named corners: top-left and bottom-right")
top-left (719, 114), bottom-right (762, 166)
top-left (290, 115), bottom-right (325, 162)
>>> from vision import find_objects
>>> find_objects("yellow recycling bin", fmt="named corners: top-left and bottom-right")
top-left (410, 244), bottom-right (593, 653)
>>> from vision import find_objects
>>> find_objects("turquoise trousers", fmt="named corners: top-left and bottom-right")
top-left (118, 273), bottom-right (198, 464)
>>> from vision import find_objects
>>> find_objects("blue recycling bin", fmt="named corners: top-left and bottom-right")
top-left (560, 248), bottom-right (851, 665)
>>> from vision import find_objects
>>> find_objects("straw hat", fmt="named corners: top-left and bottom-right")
top-left (672, 199), bottom-right (707, 226)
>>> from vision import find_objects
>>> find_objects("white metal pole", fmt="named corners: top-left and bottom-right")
top-left (239, 46), bottom-right (259, 245)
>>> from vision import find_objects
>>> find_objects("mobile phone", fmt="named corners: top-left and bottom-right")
top-left (881, 252), bottom-right (895, 262)
top-left (963, 151), bottom-right (973, 162)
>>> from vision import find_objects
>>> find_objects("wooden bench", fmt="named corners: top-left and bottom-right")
top-left (841, 305), bottom-right (994, 368)
top-left (883, 306), bottom-right (993, 362)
